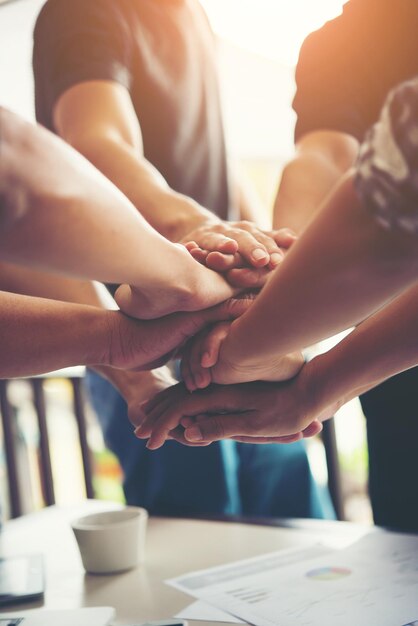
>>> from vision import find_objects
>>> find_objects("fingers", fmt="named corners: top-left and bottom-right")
top-left (179, 320), bottom-right (230, 390)
top-left (301, 420), bottom-right (323, 438)
top-left (168, 426), bottom-right (212, 447)
top-left (180, 331), bottom-right (213, 391)
top-left (243, 231), bottom-right (284, 270)
top-left (221, 227), bottom-right (272, 268)
top-left (205, 251), bottom-right (244, 272)
top-left (135, 385), bottom-right (180, 439)
top-left (231, 433), bottom-right (303, 444)
top-left (183, 412), bottom-right (304, 444)
top-left (128, 401), bottom-right (147, 430)
top-left (114, 283), bottom-right (138, 317)
top-left (269, 228), bottom-right (298, 250)
top-left (139, 383), bottom-right (241, 444)
top-left (230, 221), bottom-right (293, 268)
top-left (180, 340), bottom-right (196, 391)
top-left (225, 267), bottom-right (270, 289)
top-left (183, 413), bottom-right (255, 442)
top-left (189, 231), bottom-right (239, 255)
top-left (181, 416), bottom-right (322, 446)
top-left (200, 322), bottom-right (230, 368)
top-left (188, 247), bottom-right (210, 265)
top-left (183, 241), bottom-right (199, 251)
top-left (178, 417), bottom-right (321, 445)
top-left (141, 383), bottom-right (175, 416)
top-left (136, 379), bottom-right (314, 450)
top-left (146, 411), bottom-right (191, 450)
top-left (182, 223), bottom-right (297, 276)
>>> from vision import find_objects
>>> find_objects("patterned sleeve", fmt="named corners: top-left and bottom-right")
top-left (355, 77), bottom-right (418, 234)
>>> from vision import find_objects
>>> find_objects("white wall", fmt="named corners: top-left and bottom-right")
top-left (0, 0), bottom-right (45, 119)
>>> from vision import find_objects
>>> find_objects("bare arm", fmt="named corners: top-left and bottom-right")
top-left (53, 81), bottom-right (290, 278)
top-left (140, 283), bottom-right (418, 446)
top-left (0, 107), bottom-right (236, 317)
top-left (0, 290), bottom-right (115, 378)
top-left (203, 173), bottom-right (418, 385)
top-left (273, 130), bottom-right (359, 234)
top-left (173, 283), bottom-right (418, 444)
top-left (0, 262), bottom-right (177, 417)
top-left (53, 81), bottom-right (216, 242)
top-left (0, 262), bottom-right (250, 379)
top-left (305, 284), bottom-right (418, 417)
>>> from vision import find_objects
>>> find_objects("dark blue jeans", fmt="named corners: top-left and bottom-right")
top-left (86, 370), bottom-right (334, 519)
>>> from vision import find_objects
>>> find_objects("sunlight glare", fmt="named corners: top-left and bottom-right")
top-left (199, 0), bottom-right (346, 65)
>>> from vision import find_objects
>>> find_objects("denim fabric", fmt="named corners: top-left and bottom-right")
top-left (86, 370), bottom-right (334, 519)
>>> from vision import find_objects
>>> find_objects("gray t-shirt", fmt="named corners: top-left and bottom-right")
top-left (33, 0), bottom-right (232, 218)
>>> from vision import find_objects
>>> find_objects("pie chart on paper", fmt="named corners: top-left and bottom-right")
top-left (306, 566), bottom-right (352, 581)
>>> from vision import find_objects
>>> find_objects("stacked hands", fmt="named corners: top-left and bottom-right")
top-left (109, 222), bottom-right (325, 451)
top-left (113, 222), bottom-right (298, 319)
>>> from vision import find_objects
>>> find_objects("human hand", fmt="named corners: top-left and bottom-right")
top-left (114, 243), bottom-right (238, 320)
top-left (179, 318), bottom-right (304, 391)
top-left (136, 373), bottom-right (325, 450)
top-left (112, 367), bottom-right (212, 447)
top-left (103, 293), bottom-right (256, 372)
top-left (182, 223), bottom-right (297, 288)
top-left (122, 367), bottom-right (177, 431)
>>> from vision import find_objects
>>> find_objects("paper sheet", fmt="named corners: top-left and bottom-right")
top-left (175, 601), bottom-right (243, 623)
top-left (168, 533), bottom-right (418, 626)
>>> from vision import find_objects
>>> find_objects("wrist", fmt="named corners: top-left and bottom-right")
top-left (165, 193), bottom-right (219, 243)
top-left (164, 254), bottom-right (233, 313)
top-left (86, 309), bottom-right (120, 368)
top-left (301, 353), bottom-right (345, 422)
top-left (220, 318), bottom-right (259, 368)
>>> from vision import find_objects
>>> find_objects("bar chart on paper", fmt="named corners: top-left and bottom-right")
top-left (168, 533), bottom-right (418, 626)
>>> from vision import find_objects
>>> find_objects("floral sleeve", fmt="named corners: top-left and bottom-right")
top-left (355, 77), bottom-right (418, 234)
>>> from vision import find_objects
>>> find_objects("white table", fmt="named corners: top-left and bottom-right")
top-left (0, 502), bottom-right (370, 625)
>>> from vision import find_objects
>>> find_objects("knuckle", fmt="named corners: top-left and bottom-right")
top-left (236, 220), bottom-right (252, 230)
top-left (205, 417), bottom-right (226, 439)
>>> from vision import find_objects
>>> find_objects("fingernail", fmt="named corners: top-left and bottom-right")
top-left (185, 426), bottom-right (203, 441)
top-left (270, 252), bottom-right (284, 266)
top-left (252, 248), bottom-right (268, 261)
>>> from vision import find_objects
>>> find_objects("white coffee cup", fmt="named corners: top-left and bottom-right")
top-left (71, 507), bottom-right (148, 574)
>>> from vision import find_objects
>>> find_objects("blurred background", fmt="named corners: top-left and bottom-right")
top-left (0, 0), bottom-right (371, 523)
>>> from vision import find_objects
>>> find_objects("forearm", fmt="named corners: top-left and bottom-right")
top-left (0, 263), bottom-right (170, 394)
top-left (273, 131), bottom-right (359, 234)
top-left (274, 153), bottom-right (345, 234)
top-left (0, 109), bottom-right (230, 314)
top-left (305, 284), bottom-right (418, 418)
top-left (52, 82), bottom-right (219, 241)
top-left (63, 132), bottom-right (218, 242)
top-left (222, 174), bottom-right (418, 366)
top-left (0, 262), bottom-right (111, 307)
top-left (2, 109), bottom-right (191, 277)
top-left (0, 291), bottom-right (113, 378)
